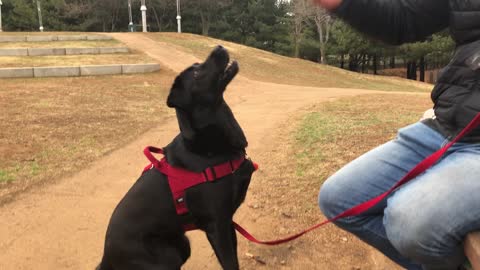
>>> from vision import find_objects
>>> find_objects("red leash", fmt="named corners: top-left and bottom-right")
top-left (234, 113), bottom-right (480, 245)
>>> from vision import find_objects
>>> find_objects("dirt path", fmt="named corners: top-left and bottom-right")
top-left (0, 33), bottom-right (402, 270)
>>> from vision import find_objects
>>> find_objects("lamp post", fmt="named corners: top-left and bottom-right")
top-left (176, 0), bottom-right (181, 33)
top-left (140, 0), bottom-right (147, 32)
top-left (127, 0), bottom-right (133, 32)
top-left (36, 0), bottom-right (44, 32)
top-left (0, 0), bottom-right (3, 32)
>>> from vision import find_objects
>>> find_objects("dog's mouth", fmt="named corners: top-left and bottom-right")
top-left (222, 60), bottom-right (239, 83)
top-left (208, 46), bottom-right (239, 81)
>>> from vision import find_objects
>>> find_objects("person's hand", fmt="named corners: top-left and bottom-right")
top-left (312, 0), bottom-right (343, 11)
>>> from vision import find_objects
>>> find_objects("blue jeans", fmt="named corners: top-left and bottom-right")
top-left (318, 122), bottom-right (480, 270)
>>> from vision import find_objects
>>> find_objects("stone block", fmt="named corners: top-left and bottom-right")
top-left (34, 66), bottom-right (80, 78)
top-left (65, 47), bottom-right (100, 55)
top-left (28, 48), bottom-right (66, 56)
top-left (98, 47), bottom-right (129, 54)
top-left (80, 65), bottom-right (122, 76)
top-left (0, 48), bottom-right (28, 56)
top-left (57, 35), bottom-right (87, 41)
top-left (0, 36), bottom-right (27, 42)
top-left (86, 35), bottom-right (112, 41)
top-left (0, 67), bottom-right (34, 78)
top-left (122, 64), bottom-right (161, 74)
top-left (26, 36), bottom-right (58, 42)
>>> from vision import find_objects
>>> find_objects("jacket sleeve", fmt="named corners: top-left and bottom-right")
top-left (334, 0), bottom-right (450, 45)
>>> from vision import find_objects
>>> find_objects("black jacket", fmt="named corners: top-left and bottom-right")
top-left (335, 0), bottom-right (480, 140)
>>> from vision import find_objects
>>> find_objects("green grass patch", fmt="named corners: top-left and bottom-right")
top-left (0, 169), bottom-right (14, 183)
top-left (293, 94), bottom-right (432, 182)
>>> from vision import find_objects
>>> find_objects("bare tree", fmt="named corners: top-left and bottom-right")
top-left (290, 0), bottom-right (310, 58)
top-left (311, 5), bottom-right (331, 64)
top-left (148, 0), bottom-right (175, 32)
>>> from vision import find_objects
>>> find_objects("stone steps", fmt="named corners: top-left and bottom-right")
top-left (0, 47), bottom-right (129, 56)
top-left (0, 35), bottom-right (112, 43)
top-left (0, 35), bottom-right (160, 78)
top-left (0, 63), bottom-right (160, 78)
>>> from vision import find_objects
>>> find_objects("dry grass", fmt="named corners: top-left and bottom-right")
top-left (0, 71), bottom-right (176, 200)
top-left (149, 33), bottom-right (432, 93)
top-left (0, 53), bottom-right (155, 68)
top-left (256, 95), bottom-right (432, 219)
top-left (240, 94), bottom-right (432, 269)
top-left (0, 40), bottom-right (122, 48)
top-left (293, 94), bottom-right (432, 190)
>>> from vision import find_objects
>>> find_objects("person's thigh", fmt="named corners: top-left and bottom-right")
top-left (385, 143), bottom-right (480, 269)
top-left (319, 122), bottom-right (446, 218)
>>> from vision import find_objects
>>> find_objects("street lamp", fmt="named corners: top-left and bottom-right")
top-left (36, 0), bottom-right (44, 32)
top-left (127, 0), bottom-right (133, 32)
top-left (176, 0), bottom-right (181, 33)
top-left (0, 0), bottom-right (3, 32)
top-left (140, 0), bottom-right (147, 32)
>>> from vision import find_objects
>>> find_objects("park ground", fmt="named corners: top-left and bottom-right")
top-left (0, 32), bottom-right (433, 269)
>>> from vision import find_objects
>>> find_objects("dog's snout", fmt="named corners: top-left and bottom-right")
top-left (213, 45), bottom-right (227, 55)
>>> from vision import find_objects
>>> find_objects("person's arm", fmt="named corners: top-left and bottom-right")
top-left (315, 0), bottom-right (450, 45)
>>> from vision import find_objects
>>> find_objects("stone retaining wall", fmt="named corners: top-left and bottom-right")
top-left (0, 63), bottom-right (160, 78)
top-left (0, 35), bottom-right (112, 43)
top-left (0, 47), bottom-right (129, 56)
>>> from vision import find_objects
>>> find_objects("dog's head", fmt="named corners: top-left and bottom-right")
top-left (167, 46), bottom-right (247, 152)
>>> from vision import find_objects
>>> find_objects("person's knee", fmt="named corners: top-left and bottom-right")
top-left (384, 203), bottom-right (462, 266)
top-left (384, 204), bottom-right (427, 259)
top-left (318, 176), bottom-right (349, 221)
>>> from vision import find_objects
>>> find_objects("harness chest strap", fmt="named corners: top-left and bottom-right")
top-left (143, 146), bottom-right (256, 231)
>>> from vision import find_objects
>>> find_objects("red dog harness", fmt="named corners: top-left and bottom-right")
top-left (142, 146), bottom-right (258, 231)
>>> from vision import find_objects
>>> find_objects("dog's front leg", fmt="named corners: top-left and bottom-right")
top-left (205, 221), bottom-right (239, 270)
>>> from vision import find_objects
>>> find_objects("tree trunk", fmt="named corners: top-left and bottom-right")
top-left (412, 61), bottom-right (418, 80)
top-left (314, 12), bottom-right (330, 64)
top-left (152, 6), bottom-right (162, 31)
top-left (361, 54), bottom-right (367, 73)
top-left (406, 62), bottom-right (411, 79)
top-left (318, 25), bottom-right (325, 63)
top-left (419, 56), bottom-right (425, 82)
top-left (293, 38), bottom-right (300, 58)
top-left (373, 54), bottom-right (378, 75)
top-left (349, 54), bottom-right (358, 71)
top-left (340, 54), bottom-right (344, 69)
top-left (200, 10), bottom-right (210, 36)
top-left (407, 61), bottom-right (418, 80)
top-left (390, 56), bottom-right (395, 68)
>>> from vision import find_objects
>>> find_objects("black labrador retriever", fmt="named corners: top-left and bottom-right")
top-left (97, 46), bottom-right (256, 270)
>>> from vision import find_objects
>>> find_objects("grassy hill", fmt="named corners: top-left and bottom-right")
top-left (150, 32), bottom-right (432, 93)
